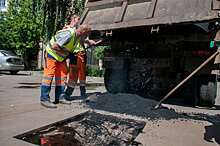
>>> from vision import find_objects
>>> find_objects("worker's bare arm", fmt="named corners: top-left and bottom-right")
top-left (52, 43), bottom-right (69, 56)
top-left (84, 38), bottom-right (103, 46)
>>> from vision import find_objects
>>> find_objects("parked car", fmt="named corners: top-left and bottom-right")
top-left (0, 50), bottom-right (24, 74)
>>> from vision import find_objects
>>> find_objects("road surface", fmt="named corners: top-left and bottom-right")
top-left (0, 71), bottom-right (219, 146)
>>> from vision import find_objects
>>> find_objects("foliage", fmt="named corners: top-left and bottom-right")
top-left (0, 0), bottom-right (41, 67)
top-left (0, 12), bottom-right (7, 49)
top-left (86, 65), bottom-right (105, 77)
top-left (41, 0), bottom-right (85, 42)
top-left (40, 0), bottom-right (73, 42)
top-left (93, 46), bottom-right (111, 61)
top-left (74, 0), bottom-right (85, 16)
top-left (0, 0), bottom-right (88, 70)
top-left (0, 0), bottom-right (88, 50)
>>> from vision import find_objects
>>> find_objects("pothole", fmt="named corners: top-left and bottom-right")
top-left (14, 111), bottom-right (145, 145)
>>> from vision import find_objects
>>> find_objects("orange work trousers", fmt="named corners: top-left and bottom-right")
top-left (40, 51), bottom-right (67, 102)
top-left (67, 54), bottom-right (86, 88)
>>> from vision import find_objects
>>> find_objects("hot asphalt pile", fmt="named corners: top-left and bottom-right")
top-left (81, 93), bottom-right (187, 120)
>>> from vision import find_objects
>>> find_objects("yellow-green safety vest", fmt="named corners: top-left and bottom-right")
top-left (73, 42), bottom-right (86, 55)
top-left (65, 26), bottom-right (86, 55)
top-left (46, 28), bottom-right (80, 62)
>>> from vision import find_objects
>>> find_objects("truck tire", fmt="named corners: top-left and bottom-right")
top-left (199, 82), bottom-right (216, 107)
top-left (104, 68), bottom-right (129, 93)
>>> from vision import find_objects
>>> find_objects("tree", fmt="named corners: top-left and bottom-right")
top-left (0, 0), bottom-right (88, 70)
top-left (0, 0), bottom-right (42, 69)
top-left (94, 46), bottom-right (111, 61)
top-left (0, 12), bottom-right (8, 50)
top-left (41, 0), bottom-right (73, 42)
top-left (74, 0), bottom-right (85, 16)
top-left (40, 0), bottom-right (86, 42)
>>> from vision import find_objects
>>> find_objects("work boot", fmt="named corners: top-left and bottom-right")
top-left (65, 87), bottom-right (74, 100)
top-left (41, 100), bottom-right (57, 108)
top-left (59, 99), bottom-right (71, 105)
top-left (80, 86), bottom-right (88, 98)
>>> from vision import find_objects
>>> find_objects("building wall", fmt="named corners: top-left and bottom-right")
top-left (0, 0), bottom-right (8, 12)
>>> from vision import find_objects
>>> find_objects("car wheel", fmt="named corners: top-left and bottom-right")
top-left (10, 71), bottom-right (19, 75)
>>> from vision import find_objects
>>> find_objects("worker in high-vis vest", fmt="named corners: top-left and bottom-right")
top-left (60, 14), bottom-right (103, 100)
top-left (40, 24), bottom-right (95, 108)
top-left (62, 15), bottom-right (87, 98)
top-left (65, 42), bottom-right (87, 98)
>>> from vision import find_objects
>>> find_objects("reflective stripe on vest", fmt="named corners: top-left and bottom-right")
top-left (46, 28), bottom-right (80, 62)
top-left (73, 43), bottom-right (86, 55)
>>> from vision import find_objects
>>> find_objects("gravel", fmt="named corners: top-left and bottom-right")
top-left (82, 93), bottom-right (187, 120)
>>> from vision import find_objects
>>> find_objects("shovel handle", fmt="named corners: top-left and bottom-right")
top-left (153, 51), bottom-right (220, 110)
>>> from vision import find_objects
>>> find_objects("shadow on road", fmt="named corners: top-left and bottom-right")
top-left (0, 71), bottom-right (32, 76)
top-left (204, 118), bottom-right (220, 145)
top-left (66, 92), bottom-right (106, 101)
top-left (13, 82), bottom-right (42, 89)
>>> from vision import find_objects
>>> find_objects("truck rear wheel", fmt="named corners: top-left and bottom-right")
top-left (104, 68), bottom-right (129, 94)
top-left (199, 82), bottom-right (216, 107)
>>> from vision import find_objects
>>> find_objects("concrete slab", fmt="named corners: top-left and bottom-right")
top-left (135, 118), bottom-right (219, 146)
top-left (135, 102), bottom-right (220, 146)
top-left (0, 105), bottom-right (87, 146)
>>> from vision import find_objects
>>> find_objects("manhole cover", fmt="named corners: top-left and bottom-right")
top-left (14, 112), bottom-right (145, 145)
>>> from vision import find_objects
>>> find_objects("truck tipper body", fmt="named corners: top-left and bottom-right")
top-left (80, 0), bottom-right (220, 106)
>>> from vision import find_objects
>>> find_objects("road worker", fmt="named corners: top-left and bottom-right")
top-left (40, 24), bottom-right (96, 108)
top-left (62, 14), bottom-right (102, 99)
top-left (65, 42), bottom-right (88, 98)
top-left (62, 14), bottom-right (80, 30)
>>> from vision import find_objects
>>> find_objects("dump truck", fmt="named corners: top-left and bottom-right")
top-left (80, 0), bottom-right (220, 106)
